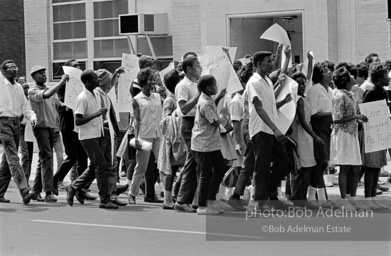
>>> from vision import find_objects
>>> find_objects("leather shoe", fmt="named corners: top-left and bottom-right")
top-left (75, 191), bottom-right (85, 205)
top-left (99, 201), bottom-right (119, 209)
top-left (83, 192), bottom-right (97, 201)
top-left (115, 184), bottom-right (129, 195)
top-left (0, 197), bottom-right (10, 203)
top-left (66, 185), bottom-right (75, 206)
top-left (144, 195), bottom-right (163, 203)
top-left (111, 198), bottom-right (127, 206)
top-left (23, 192), bottom-right (36, 205)
top-left (32, 193), bottom-right (44, 202)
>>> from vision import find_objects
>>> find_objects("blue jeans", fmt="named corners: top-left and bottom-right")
top-left (0, 118), bottom-right (30, 198)
top-left (32, 127), bottom-right (61, 193)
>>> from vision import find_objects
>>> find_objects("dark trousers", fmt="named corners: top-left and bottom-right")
top-left (193, 150), bottom-right (227, 207)
top-left (53, 130), bottom-right (88, 184)
top-left (145, 151), bottom-right (159, 197)
top-left (291, 166), bottom-right (314, 200)
top-left (252, 132), bottom-right (289, 204)
top-left (72, 137), bottom-right (110, 204)
top-left (233, 140), bottom-right (254, 196)
top-left (0, 118), bottom-right (30, 198)
top-left (19, 124), bottom-right (34, 183)
top-left (32, 127), bottom-right (61, 193)
top-left (176, 117), bottom-right (198, 204)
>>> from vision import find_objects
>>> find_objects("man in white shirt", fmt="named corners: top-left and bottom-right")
top-left (246, 51), bottom-right (291, 211)
top-left (66, 69), bottom-right (118, 209)
top-left (0, 60), bottom-right (37, 204)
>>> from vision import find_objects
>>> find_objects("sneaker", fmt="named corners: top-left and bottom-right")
top-left (228, 197), bottom-right (246, 211)
top-left (319, 200), bottom-right (334, 208)
top-left (196, 206), bottom-right (220, 215)
top-left (307, 200), bottom-right (321, 209)
top-left (364, 198), bottom-right (381, 210)
top-left (174, 203), bottom-right (196, 213)
top-left (207, 200), bottom-right (225, 213)
top-left (44, 194), bottom-right (57, 203)
top-left (127, 194), bottom-right (136, 204)
top-left (162, 203), bottom-right (175, 210)
top-left (57, 181), bottom-right (66, 190)
top-left (348, 199), bottom-right (370, 210)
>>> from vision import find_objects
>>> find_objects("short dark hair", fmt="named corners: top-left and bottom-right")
top-left (63, 59), bottom-right (77, 67)
top-left (335, 62), bottom-right (358, 79)
top-left (197, 75), bottom-right (216, 94)
top-left (365, 53), bottom-right (379, 63)
top-left (333, 67), bottom-right (351, 90)
top-left (291, 72), bottom-right (307, 82)
top-left (382, 60), bottom-right (391, 72)
top-left (1, 60), bottom-right (15, 71)
top-left (252, 51), bottom-right (272, 67)
top-left (322, 60), bottom-right (335, 72)
top-left (183, 51), bottom-right (197, 60)
top-left (240, 62), bottom-right (254, 84)
top-left (356, 62), bottom-right (369, 79)
top-left (369, 63), bottom-right (387, 84)
top-left (181, 56), bottom-right (198, 74)
top-left (312, 61), bottom-right (333, 84)
top-left (137, 67), bottom-right (155, 88)
top-left (233, 60), bottom-right (243, 72)
top-left (164, 69), bottom-right (184, 94)
top-left (80, 69), bottom-right (96, 85)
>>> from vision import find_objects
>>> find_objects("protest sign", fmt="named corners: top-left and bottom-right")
top-left (359, 100), bottom-right (391, 153)
top-left (275, 76), bottom-right (298, 134)
top-left (24, 121), bottom-right (37, 144)
top-left (118, 53), bottom-right (139, 113)
top-left (159, 61), bottom-right (175, 87)
top-left (260, 23), bottom-right (292, 69)
top-left (107, 86), bottom-right (120, 121)
top-left (0, 72), bottom-right (11, 113)
top-left (199, 46), bottom-right (243, 95)
top-left (63, 66), bottom-right (84, 110)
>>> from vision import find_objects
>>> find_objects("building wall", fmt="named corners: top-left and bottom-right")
top-left (171, 0), bottom-right (201, 60)
top-left (24, 0), bottom-right (50, 83)
top-left (356, 0), bottom-right (390, 63)
top-left (0, 0), bottom-right (25, 76)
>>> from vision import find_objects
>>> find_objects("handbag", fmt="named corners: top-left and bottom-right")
top-left (222, 166), bottom-right (239, 188)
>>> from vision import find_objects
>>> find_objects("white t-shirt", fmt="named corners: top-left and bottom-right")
top-left (174, 76), bottom-right (198, 117)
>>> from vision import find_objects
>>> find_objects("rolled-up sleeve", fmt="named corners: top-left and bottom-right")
top-left (28, 87), bottom-right (46, 102)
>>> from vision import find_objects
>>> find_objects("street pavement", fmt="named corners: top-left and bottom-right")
top-left (0, 147), bottom-right (391, 256)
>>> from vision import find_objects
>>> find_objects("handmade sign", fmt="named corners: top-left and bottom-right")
top-left (260, 23), bottom-right (292, 68)
top-left (118, 53), bottom-right (139, 113)
top-left (359, 100), bottom-right (391, 153)
top-left (63, 66), bottom-right (84, 110)
top-left (199, 46), bottom-right (243, 95)
top-left (275, 76), bottom-right (298, 134)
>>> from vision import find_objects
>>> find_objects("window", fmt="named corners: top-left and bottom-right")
top-left (94, 0), bottom-right (128, 38)
top-left (52, 0), bottom-right (87, 80)
top-left (94, 39), bottom-right (129, 58)
top-left (137, 36), bottom-right (173, 58)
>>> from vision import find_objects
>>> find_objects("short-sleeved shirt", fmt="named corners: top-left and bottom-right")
top-left (133, 92), bottom-right (162, 139)
top-left (191, 92), bottom-right (221, 152)
top-left (28, 83), bottom-right (61, 129)
top-left (307, 83), bottom-right (333, 112)
top-left (175, 76), bottom-right (198, 117)
top-left (332, 89), bottom-right (358, 136)
top-left (246, 72), bottom-right (278, 138)
top-left (75, 88), bottom-right (104, 140)
top-left (228, 93), bottom-right (244, 122)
